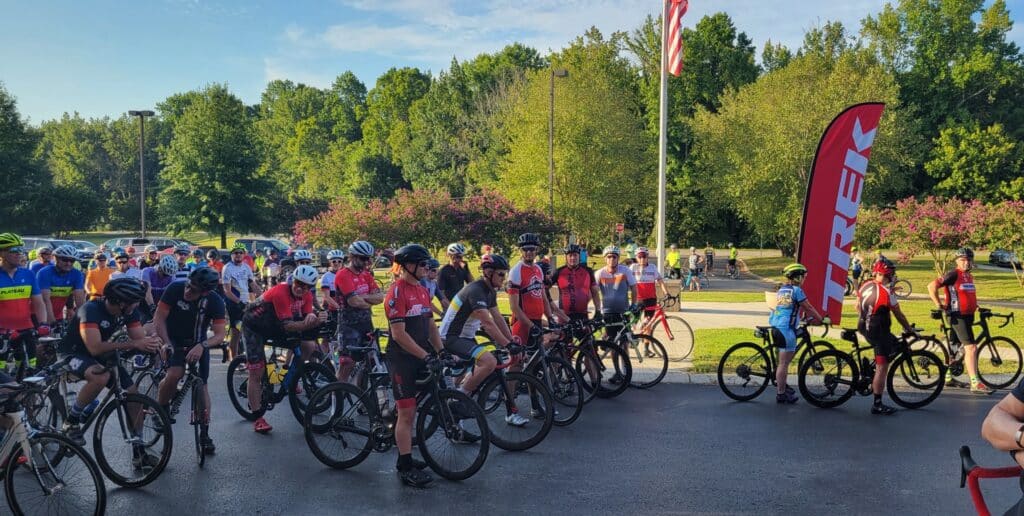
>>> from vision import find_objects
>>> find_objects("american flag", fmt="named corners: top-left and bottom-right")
top-left (667, 0), bottom-right (688, 76)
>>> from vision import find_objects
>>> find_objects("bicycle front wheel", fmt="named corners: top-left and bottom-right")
top-left (192, 381), bottom-right (206, 468)
top-left (649, 315), bottom-right (695, 362)
top-left (892, 279), bottom-right (912, 299)
top-left (531, 357), bottom-right (584, 427)
top-left (976, 336), bottom-right (1023, 390)
top-left (418, 388), bottom-right (490, 480)
top-left (476, 371), bottom-right (553, 451)
top-left (590, 340), bottom-right (632, 398)
top-left (226, 356), bottom-right (266, 421)
top-left (908, 335), bottom-right (949, 365)
top-left (303, 382), bottom-right (373, 469)
top-left (570, 346), bottom-right (601, 404)
top-left (798, 349), bottom-right (857, 409)
top-left (288, 361), bottom-right (337, 425)
top-left (887, 349), bottom-right (945, 409)
top-left (716, 342), bottom-right (770, 401)
top-left (92, 393), bottom-right (172, 488)
top-left (4, 432), bottom-right (106, 516)
top-left (627, 334), bottom-right (668, 389)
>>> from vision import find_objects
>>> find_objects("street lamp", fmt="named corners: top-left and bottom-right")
top-left (549, 67), bottom-right (568, 266)
top-left (128, 110), bottom-right (155, 238)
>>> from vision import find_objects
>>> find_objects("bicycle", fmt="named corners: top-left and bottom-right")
top-left (303, 354), bottom-right (490, 480)
top-left (602, 307), bottom-right (668, 389)
top-left (0, 381), bottom-right (106, 515)
top-left (226, 335), bottom-right (335, 425)
top-left (135, 353), bottom-right (209, 467)
top-left (717, 322), bottom-right (835, 402)
top-left (636, 295), bottom-right (695, 361)
top-left (470, 345), bottom-right (555, 451)
top-left (522, 325), bottom-right (585, 427)
top-left (558, 317), bottom-right (630, 401)
top-left (797, 327), bottom-right (945, 409)
top-left (914, 308), bottom-right (1022, 390)
top-left (683, 267), bottom-right (709, 290)
top-left (890, 274), bottom-right (912, 299)
top-left (959, 445), bottom-right (1023, 516)
top-left (0, 330), bottom-right (42, 381)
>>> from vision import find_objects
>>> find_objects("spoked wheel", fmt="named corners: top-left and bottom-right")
top-left (797, 349), bottom-right (857, 408)
top-left (626, 334), bottom-right (668, 389)
top-left (288, 361), bottom-right (337, 424)
top-left (417, 389), bottom-right (490, 480)
top-left (908, 335), bottom-right (949, 365)
top-left (976, 337), bottom-right (1023, 390)
top-left (92, 393), bottom-right (172, 488)
top-left (887, 349), bottom-right (945, 409)
top-left (476, 372), bottom-right (553, 451)
top-left (226, 356), bottom-right (267, 421)
top-left (891, 279), bottom-right (912, 299)
top-left (530, 357), bottom-right (584, 427)
top-left (4, 432), bottom-right (106, 516)
top-left (588, 340), bottom-right (632, 399)
top-left (303, 382), bottom-right (374, 469)
top-left (716, 342), bottom-right (770, 401)
top-left (192, 382), bottom-right (207, 468)
top-left (569, 347), bottom-right (601, 404)
top-left (21, 386), bottom-right (63, 433)
top-left (796, 340), bottom-right (836, 374)
top-left (648, 315), bottom-right (695, 361)
top-left (134, 370), bottom-right (163, 403)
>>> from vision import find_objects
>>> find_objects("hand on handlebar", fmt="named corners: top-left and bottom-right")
top-left (424, 353), bottom-right (443, 373)
top-left (133, 336), bottom-right (163, 354)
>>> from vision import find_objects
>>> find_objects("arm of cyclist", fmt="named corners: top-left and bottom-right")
top-left (187, 319), bottom-right (226, 362)
top-left (320, 287), bottom-right (341, 311)
top-left (797, 299), bottom-right (827, 325)
top-left (426, 315), bottom-right (444, 355)
top-left (475, 309), bottom-right (512, 347)
top-left (981, 388), bottom-right (1024, 466)
top-left (488, 306), bottom-right (514, 343)
top-left (544, 290), bottom-right (566, 324)
top-left (31, 293), bottom-right (47, 329)
top-left (40, 289), bottom-right (56, 325)
top-left (891, 303), bottom-right (915, 335)
top-left (590, 284), bottom-right (601, 317)
top-left (83, 321), bottom-right (160, 356)
top-left (390, 321), bottom-right (430, 360)
top-left (508, 290), bottom-right (533, 331)
top-left (927, 271), bottom-right (956, 309)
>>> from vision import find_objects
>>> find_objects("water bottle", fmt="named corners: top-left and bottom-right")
top-left (82, 399), bottom-right (100, 418)
top-left (375, 385), bottom-right (389, 414)
top-left (266, 363), bottom-right (280, 384)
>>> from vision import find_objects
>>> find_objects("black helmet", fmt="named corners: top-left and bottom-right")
top-left (564, 244), bottom-right (582, 255)
top-left (480, 254), bottom-right (510, 270)
top-left (517, 233), bottom-right (540, 248)
top-left (394, 244), bottom-right (432, 265)
top-left (103, 277), bottom-right (147, 304)
top-left (188, 266), bottom-right (221, 291)
top-left (954, 247), bottom-right (975, 260)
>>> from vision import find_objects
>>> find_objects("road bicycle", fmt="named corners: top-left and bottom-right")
top-left (797, 327), bottom-right (945, 409)
top-left (602, 307), bottom-right (668, 389)
top-left (557, 317), bottom-right (630, 401)
top-left (0, 381), bottom-right (106, 515)
top-left (636, 295), bottom-right (695, 361)
top-left (890, 274), bottom-right (912, 299)
top-left (0, 330), bottom-right (42, 381)
top-left (133, 353), bottom-right (209, 467)
top-left (522, 325), bottom-right (585, 427)
top-left (912, 308), bottom-right (1021, 390)
top-left (717, 323), bottom-right (834, 401)
top-left (960, 445), bottom-right (1023, 516)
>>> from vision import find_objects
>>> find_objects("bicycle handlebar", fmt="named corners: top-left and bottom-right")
top-left (959, 445), bottom-right (1023, 516)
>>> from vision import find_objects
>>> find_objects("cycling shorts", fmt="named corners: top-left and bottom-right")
top-left (68, 353), bottom-right (134, 391)
top-left (948, 312), bottom-right (976, 346)
top-left (511, 318), bottom-right (543, 347)
top-left (861, 331), bottom-right (898, 359)
top-left (386, 350), bottom-right (427, 408)
top-left (770, 327), bottom-right (797, 352)
top-left (241, 326), bottom-right (319, 363)
top-left (728, 259), bottom-right (737, 266)
top-left (337, 324), bottom-right (373, 362)
top-left (444, 337), bottom-right (495, 361)
top-left (226, 300), bottom-right (245, 328)
top-left (166, 341), bottom-right (211, 382)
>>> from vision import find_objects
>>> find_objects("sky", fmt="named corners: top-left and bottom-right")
top-left (2, 0), bottom-right (1023, 124)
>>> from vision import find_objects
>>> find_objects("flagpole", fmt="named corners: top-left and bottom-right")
top-left (656, 0), bottom-right (669, 276)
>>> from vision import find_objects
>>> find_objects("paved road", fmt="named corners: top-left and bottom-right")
top-left (104, 364), bottom-right (1018, 515)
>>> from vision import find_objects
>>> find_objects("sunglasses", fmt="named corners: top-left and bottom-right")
top-left (495, 271), bottom-right (508, 278)
top-left (521, 246), bottom-right (538, 252)
top-left (452, 254), bottom-right (464, 259)
top-left (231, 251), bottom-right (244, 255)
top-left (116, 260), bottom-right (129, 264)
top-left (97, 256), bottom-right (108, 261)
top-left (293, 282), bottom-right (313, 291)
top-left (4, 247), bottom-right (25, 253)
top-left (57, 257), bottom-right (75, 264)
top-left (40, 252), bottom-right (52, 257)
top-left (330, 259), bottom-right (343, 264)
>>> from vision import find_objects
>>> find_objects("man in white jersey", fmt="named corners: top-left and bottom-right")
top-left (221, 243), bottom-right (261, 361)
top-left (629, 247), bottom-right (669, 321)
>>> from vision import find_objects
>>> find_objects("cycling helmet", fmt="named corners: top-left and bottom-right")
top-left (293, 249), bottom-right (313, 261)
top-left (690, 246), bottom-right (696, 252)
top-left (394, 244), bottom-right (431, 265)
top-left (206, 249), bottom-right (219, 260)
top-left (113, 247), bottom-right (125, 257)
top-left (192, 249), bottom-right (203, 258)
top-left (326, 249), bottom-right (345, 261)
top-left (348, 240), bottom-right (374, 257)
top-left (636, 247), bottom-right (649, 257)
top-left (0, 233), bottom-right (24, 250)
top-left (481, 254), bottom-right (510, 270)
top-left (954, 247), bottom-right (975, 260)
top-left (728, 242), bottom-right (734, 248)
top-left (670, 244), bottom-right (677, 249)
top-left (517, 233), bottom-right (541, 248)
top-left (292, 264), bottom-right (318, 286)
top-left (37, 246), bottom-right (53, 256)
top-left (158, 255), bottom-right (178, 276)
top-left (230, 242), bottom-right (247, 253)
top-left (174, 244), bottom-right (190, 254)
top-left (103, 277), bottom-right (147, 304)
top-left (144, 245), bottom-right (158, 253)
top-left (850, 246), bottom-right (857, 252)
top-left (872, 258), bottom-right (896, 276)
top-left (115, 249), bottom-right (130, 260)
top-left (426, 258), bottom-right (440, 269)
top-left (188, 266), bottom-right (221, 291)
top-left (603, 245), bottom-right (620, 257)
top-left (446, 243), bottom-right (466, 255)
top-left (53, 245), bottom-right (78, 260)
top-left (782, 263), bottom-right (808, 279)
top-left (564, 244), bottom-right (582, 255)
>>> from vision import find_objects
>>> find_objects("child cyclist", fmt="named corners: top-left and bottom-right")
top-left (769, 263), bottom-right (828, 404)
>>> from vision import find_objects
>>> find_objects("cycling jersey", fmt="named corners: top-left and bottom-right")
top-left (221, 261), bottom-right (255, 301)
top-left (439, 279), bottom-right (496, 341)
top-left (158, 281), bottom-right (226, 344)
top-left (630, 263), bottom-right (662, 301)
top-left (36, 265), bottom-right (85, 321)
top-left (320, 270), bottom-right (337, 310)
top-left (0, 267), bottom-right (40, 330)
top-left (243, 283), bottom-right (312, 334)
top-left (729, 247), bottom-right (738, 260)
top-left (173, 264), bottom-right (191, 282)
top-left (142, 267), bottom-right (176, 304)
top-left (555, 265), bottom-right (594, 315)
top-left (666, 251), bottom-right (681, 269)
top-left (595, 265), bottom-right (636, 314)
top-left (29, 259), bottom-right (51, 274)
top-left (334, 267), bottom-right (379, 330)
top-left (85, 267), bottom-right (114, 299)
top-left (937, 268), bottom-right (977, 316)
top-left (110, 267), bottom-right (144, 281)
top-left (768, 284), bottom-right (806, 330)
top-left (857, 279), bottom-right (898, 336)
top-left (508, 261), bottom-right (546, 320)
top-left (64, 300), bottom-right (142, 357)
top-left (437, 264), bottom-right (471, 303)
top-left (385, 279), bottom-right (432, 356)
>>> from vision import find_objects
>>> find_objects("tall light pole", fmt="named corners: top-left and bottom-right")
top-left (128, 110), bottom-right (155, 238)
top-left (549, 67), bottom-right (568, 266)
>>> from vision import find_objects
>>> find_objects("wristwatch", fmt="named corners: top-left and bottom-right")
top-left (1015, 424), bottom-right (1024, 448)
top-left (199, 341), bottom-right (209, 350)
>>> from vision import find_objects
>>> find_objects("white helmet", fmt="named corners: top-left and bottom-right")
top-left (293, 249), bottom-right (313, 261)
top-left (447, 243), bottom-right (466, 255)
top-left (292, 264), bottom-right (318, 286)
top-left (158, 255), bottom-right (178, 276)
top-left (53, 245), bottom-right (78, 260)
top-left (348, 240), bottom-right (374, 257)
top-left (690, 246), bottom-right (696, 252)
top-left (144, 245), bottom-right (158, 253)
top-left (326, 249), bottom-right (345, 260)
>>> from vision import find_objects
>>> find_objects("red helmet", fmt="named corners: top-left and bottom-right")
top-left (872, 258), bottom-right (895, 276)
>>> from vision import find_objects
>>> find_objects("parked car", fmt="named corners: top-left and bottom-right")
top-left (66, 240), bottom-right (98, 254)
top-left (989, 248), bottom-right (1021, 268)
top-left (22, 236), bottom-right (79, 253)
top-left (234, 238), bottom-right (290, 256)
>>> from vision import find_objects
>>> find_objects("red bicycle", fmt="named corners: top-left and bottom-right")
top-left (960, 445), bottom-right (1023, 515)
top-left (635, 295), bottom-right (694, 361)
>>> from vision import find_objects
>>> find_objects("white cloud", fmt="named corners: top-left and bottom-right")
top-left (262, 57), bottom-right (335, 88)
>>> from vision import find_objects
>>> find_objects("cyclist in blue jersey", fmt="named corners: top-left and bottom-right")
top-left (768, 263), bottom-right (827, 404)
top-left (37, 245), bottom-right (86, 325)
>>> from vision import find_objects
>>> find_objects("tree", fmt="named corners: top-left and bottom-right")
top-left (0, 83), bottom-right (48, 233)
top-left (876, 196), bottom-right (988, 274)
top-left (158, 84), bottom-right (275, 247)
top-left (361, 67), bottom-right (431, 162)
top-left (925, 121), bottom-right (1023, 200)
top-left (761, 40), bottom-right (793, 74)
top-left (983, 200), bottom-right (1024, 286)
top-left (33, 114), bottom-right (106, 229)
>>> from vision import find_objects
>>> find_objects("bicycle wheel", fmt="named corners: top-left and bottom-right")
top-left (626, 334), bottom-right (668, 389)
top-left (649, 315), bottom-right (695, 362)
top-left (844, 278), bottom-right (853, 296)
top-left (303, 382), bottom-right (374, 469)
top-left (288, 361), bottom-right (337, 425)
top-left (908, 335), bottom-right (949, 364)
top-left (796, 340), bottom-right (836, 374)
top-left (4, 432), bottom-right (106, 516)
top-left (716, 342), bottom-right (770, 401)
top-left (226, 356), bottom-right (266, 420)
top-left (531, 357), bottom-right (584, 427)
top-left (92, 393), bottom-right (172, 488)
top-left (976, 336), bottom-right (1022, 390)
top-left (22, 386), bottom-right (64, 433)
top-left (887, 349), bottom-right (944, 409)
top-left (892, 279), bottom-right (912, 299)
top-left (475, 371), bottom-right (553, 451)
top-left (589, 340), bottom-right (632, 398)
top-left (417, 388), bottom-right (489, 480)
top-left (134, 370), bottom-right (162, 402)
top-left (192, 382), bottom-right (206, 468)
top-left (797, 349), bottom-right (857, 409)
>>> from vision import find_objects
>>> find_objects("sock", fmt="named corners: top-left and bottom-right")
top-left (945, 370), bottom-right (953, 380)
top-left (873, 394), bottom-right (882, 405)
top-left (397, 453), bottom-right (412, 472)
top-left (970, 376), bottom-right (980, 385)
top-left (68, 402), bottom-right (85, 424)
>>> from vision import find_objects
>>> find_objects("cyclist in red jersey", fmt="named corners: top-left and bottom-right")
top-left (629, 247), bottom-right (669, 320)
top-left (554, 244), bottom-right (600, 322)
top-left (333, 240), bottom-right (383, 383)
top-left (0, 233), bottom-right (50, 369)
top-left (508, 233), bottom-right (561, 345)
top-left (927, 247), bottom-right (991, 394)
top-left (857, 258), bottom-right (918, 415)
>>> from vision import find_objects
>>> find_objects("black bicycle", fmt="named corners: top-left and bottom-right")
top-left (717, 323), bottom-right (835, 401)
top-left (559, 317), bottom-right (631, 400)
top-left (797, 327), bottom-right (945, 409)
top-left (135, 354), bottom-right (209, 467)
top-left (912, 308), bottom-right (1021, 390)
top-left (522, 325), bottom-right (585, 427)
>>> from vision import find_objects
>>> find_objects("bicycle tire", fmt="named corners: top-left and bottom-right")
top-left (716, 342), bottom-right (771, 401)
top-left (589, 340), bottom-right (632, 398)
top-left (134, 370), bottom-right (162, 402)
top-left (976, 336), bottom-right (1023, 390)
top-left (796, 340), bottom-right (836, 374)
top-left (529, 356), bottom-right (584, 427)
top-left (475, 371), bottom-right (553, 451)
top-left (892, 279), bottom-right (912, 299)
top-left (226, 356), bottom-right (266, 421)
top-left (568, 345), bottom-right (601, 404)
top-left (21, 385), bottom-right (63, 433)
top-left (888, 349), bottom-right (944, 409)
top-left (92, 393), bottom-right (172, 488)
top-left (626, 334), bottom-right (668, 389)
top-left (303, 382), bottom-right (374, 469)
top-left (418, 388), bottom-right (490, 480)
top-left (797, 349), bottom-right (857, 409)
top-left (288, 361), bottom-right (337, 425)
top-left (909, 335), bottom-right (949, 365)
top-left (4, 431), bottom-right (107, 516)
top-left (192, 381), bottom-right (206, 468)
top-left (649, 315), bottom-right (695, 362)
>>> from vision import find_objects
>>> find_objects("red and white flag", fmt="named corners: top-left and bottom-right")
top-left (667, 0), bottom-right (688, 76)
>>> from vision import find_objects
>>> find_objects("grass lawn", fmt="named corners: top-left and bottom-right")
top-left (678, 291), bottom-right (767, 303)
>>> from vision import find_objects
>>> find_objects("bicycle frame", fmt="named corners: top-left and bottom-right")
top-left (960, 445), bottom-right (1023, 516)
top-left (0, 410), bottom-right (36, 469)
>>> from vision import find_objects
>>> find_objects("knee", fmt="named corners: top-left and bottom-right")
top-left (396, 405), bottom-right (415, 423)
top-left (164, 368), bottom-right (184, 383)
top-left (477, 353), bottom-right (497, 373)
